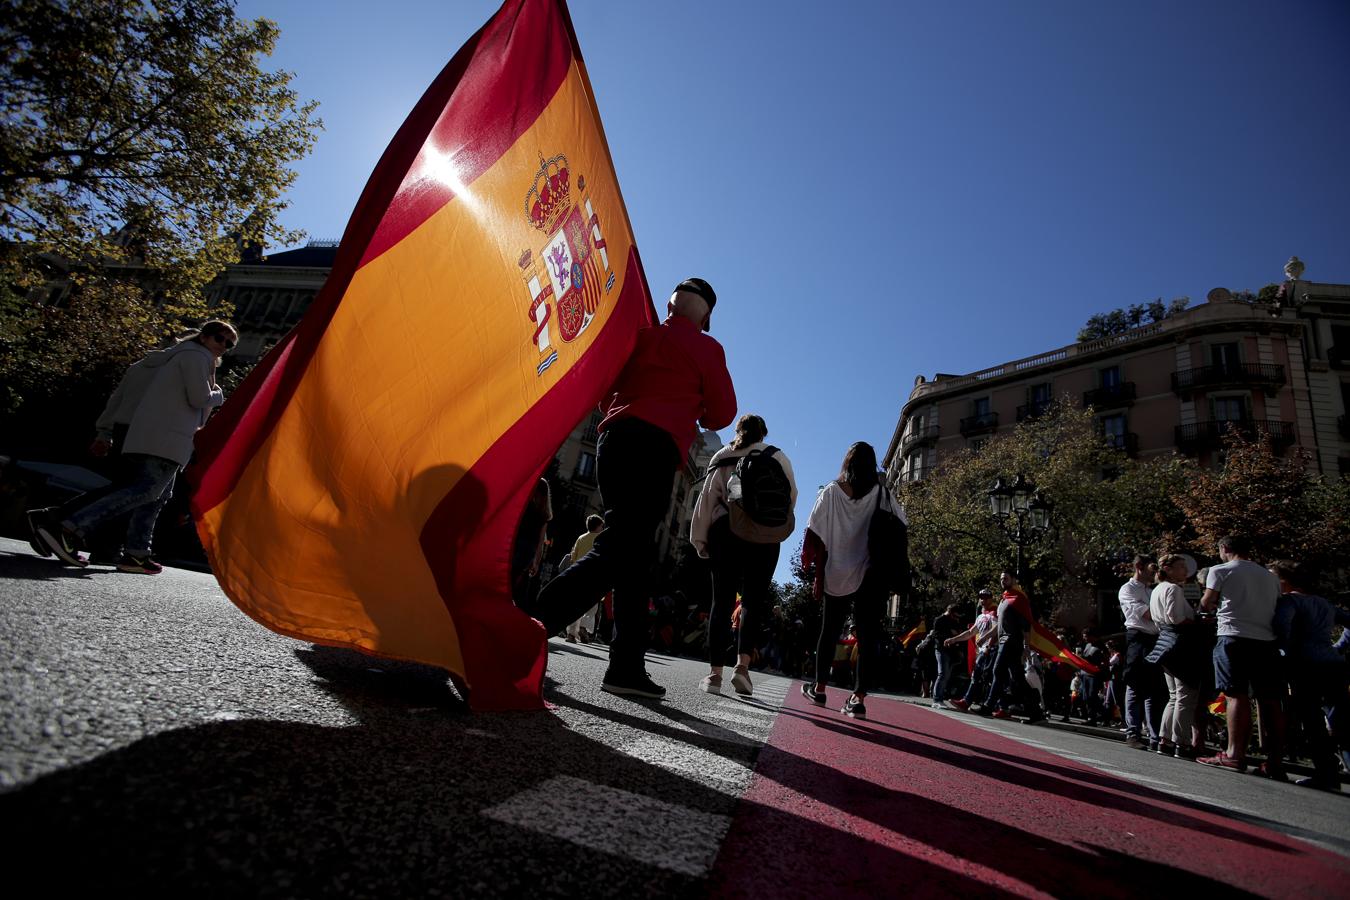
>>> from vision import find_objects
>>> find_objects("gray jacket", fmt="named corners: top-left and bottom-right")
top-left (122, 341), bottom-right (224, 466)
top-left (95, 341), bottom-right (201, 440)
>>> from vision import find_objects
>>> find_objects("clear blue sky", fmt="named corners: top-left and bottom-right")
top-left (237, 0), bottom-right (1350, 582)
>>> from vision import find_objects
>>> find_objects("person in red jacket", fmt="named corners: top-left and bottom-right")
top-left (530, 278), bottom-right (736, 699)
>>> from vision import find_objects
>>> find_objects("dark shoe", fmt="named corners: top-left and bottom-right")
top-left (842, 695), bottom-right (866, 718)
top-left (37, 522), bottom-right (87, 567)
top-left (601, 669), bottom-right (666, 699)
top-left (1252, 762), bottom-right (1289, 783)
top-left (116, 554), bottom-right (163, 575)
top-left (1024, 709), bottom-right (1046, 724)
top-left (1294, 776), bottom-right (1340, 791)
top-left (801, 682), bottom-right (826, 705)
top-left (1157, 742), bottom-right (1175, 755)
top-left (970, 703), bottom-right (992, 716)
top-left (1124, 735), bottom-right (1149, 750)
top-left (991, 708), bottom-right (1012, 720)
top-left (1174, 746), bottom-right (1198, 761)
top-left (25, 508), bottom-right (53, 557)
top-left (1198, 752), bottom-right (1246, 773)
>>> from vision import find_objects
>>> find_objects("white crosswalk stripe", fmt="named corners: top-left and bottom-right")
top-left (481, 775), bottom-right (731, 876)
top-left (617, 735), bottom-right (756, 788)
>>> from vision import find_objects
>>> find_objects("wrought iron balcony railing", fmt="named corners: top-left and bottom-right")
top-left (1174, 419), bottom-right (1295, 454)
top-left (1171, 363), bottom-right (1285, 395)
top-left (899, 424), bottom-right (940, 456)
top-left (959, 412), bottom-right (999, 437)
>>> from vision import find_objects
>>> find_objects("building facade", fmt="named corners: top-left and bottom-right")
top-left (885, 277), bottom-right (1350, 486)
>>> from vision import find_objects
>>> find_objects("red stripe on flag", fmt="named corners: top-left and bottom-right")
top-left (419, 246), bottom-right (655, 709)
top-left (190, 0), bottom-right (575, 515)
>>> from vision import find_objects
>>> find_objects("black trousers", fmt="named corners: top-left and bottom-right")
top-left (813, 574), bottom-right (885, 695)
top-left (531, 418), bottom-right (678, 674)
top-left (707, 516), bottom-right (780, 667)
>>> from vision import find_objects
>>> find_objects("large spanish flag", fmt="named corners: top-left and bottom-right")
top-left (189, 0), bottom-right (654, 710)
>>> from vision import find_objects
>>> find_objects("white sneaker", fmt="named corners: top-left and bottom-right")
top-left (701, 673), bottom-right (722, 693)
top-left (731, 667), bottom-right (753, 696)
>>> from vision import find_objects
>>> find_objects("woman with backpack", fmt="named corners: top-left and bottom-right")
top-left (691, 414), bottom-right (798, 696)
top-left (800, 441), bottom-right (906, 718)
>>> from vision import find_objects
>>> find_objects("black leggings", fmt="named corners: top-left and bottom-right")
top-left (707, 516), bottom-right (780, 667)
top-left (813, 576), bottom-right (885, 695)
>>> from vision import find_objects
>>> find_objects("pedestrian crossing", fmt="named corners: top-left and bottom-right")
top-left (481, 668), bottom-right (791, 878)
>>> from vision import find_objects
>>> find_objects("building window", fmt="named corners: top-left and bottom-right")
top-left (973, 396), bottom-right (990, 417)
top-left (1211, 342), bottom-right (1241, 372)
top-left (1212, 396), bottom-right (1246, 423)
top-left (575, 451), bottom-right (597, 482)
top-left (1031, 382), bottom-right (1052, 405)
top-left (1101, 413), bottom-right (1127, 449)
top-left (907, 451), bottom-right (925, 481)
top-left (1100, 366), bottom-right (1121, 389)
top-left (581, 412), bottom-right (602, 444)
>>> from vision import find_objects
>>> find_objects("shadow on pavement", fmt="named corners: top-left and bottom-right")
top-left (0, 548), bottom-right (99, 580)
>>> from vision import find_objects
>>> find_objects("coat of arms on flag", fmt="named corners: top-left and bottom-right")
top-left (521, 153), bottom-right (612, 374)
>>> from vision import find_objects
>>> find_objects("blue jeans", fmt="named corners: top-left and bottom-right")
top-left (984, 637), bottom-right (1038, 713)
top-left (65, 454), bottom-right (178, 556)
top-left (963, 649), bottom-right (995, 703)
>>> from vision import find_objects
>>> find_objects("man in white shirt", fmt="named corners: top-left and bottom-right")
top-left (945, 589), bottom-right (998, 711)
top-left (1118, 554), bottom-right (1165, 750)
top-left (1198, 535), bottom-right (1287, 777)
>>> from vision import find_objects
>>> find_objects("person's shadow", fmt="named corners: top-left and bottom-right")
top-left (0, 645), bottom-right (1009, 898)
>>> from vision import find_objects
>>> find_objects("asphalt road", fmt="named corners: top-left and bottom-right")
top-left (2, 537), bottom-right (1346, 897)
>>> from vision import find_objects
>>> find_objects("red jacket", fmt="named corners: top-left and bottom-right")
top-left (599, 315), bottom-right (736, 464)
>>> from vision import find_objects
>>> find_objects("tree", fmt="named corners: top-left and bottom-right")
top-left (1, 0), bottom-right (320, 293)
top-left (1077, 297), bottom-right (1189, 342)
top-left (899, 402), bottom-right (1195, 622)
top-left (1177, 431), bottom-right (1350, 597)
top-left (0, 0), bottom-right (320, 455)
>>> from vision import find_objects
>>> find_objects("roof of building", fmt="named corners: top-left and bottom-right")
top-left (258, 243), bottom-right (339, 269)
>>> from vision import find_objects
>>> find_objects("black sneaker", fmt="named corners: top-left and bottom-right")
top-left (116, 554), bottom-right (163, 575)
top-left (36, 522), bottom-right (87, 567)
top-left (25, 508), bottom-right (53, 557)
top-left (601, 669), bottom-right (666, 699)
top-left (801, 682), bottom-right (826, 705)
top-left (842, 695), bottom-right (867, 718)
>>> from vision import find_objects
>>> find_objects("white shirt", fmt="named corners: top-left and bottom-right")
top-left (805, 481), bottom-right (904, 597)
top-left (1206, 558), bottom-right (1279, 640)
top-left (1118, 578), bottom-right (1157, 634)
top-left (1149, 582), bottom-right (1194, 627)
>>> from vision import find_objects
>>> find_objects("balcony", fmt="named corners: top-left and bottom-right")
top-left (960, 412), bottom-right (999, 437)
top-left (1104, 432), bottom-right (1139, 455)
top-left (1016, 400), bottom-right (1052, 422)
top-left (1174, 419), bottom-right (1296, 455)
top-left (1171, 363), bottom-right (1285, 396)
top-left (899, 424), bottom-right (940, 456)
top-left (1083, 382), bottom-right (1137, 409)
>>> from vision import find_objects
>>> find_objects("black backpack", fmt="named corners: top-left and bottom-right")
top-left (867, 485), bottom-right (911, 597)
top-left (716, 446), bottom-right (795, 544)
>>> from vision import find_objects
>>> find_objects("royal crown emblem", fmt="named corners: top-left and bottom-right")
top-left (525, 153), bottom-right (572, 234)
top-left (519, 150), bottom-right (618, 375)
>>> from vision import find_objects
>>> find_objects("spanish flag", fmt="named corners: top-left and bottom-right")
top-left (1029, 623), bottom-right (1099, 676)
top-left (189, 0), bottom-right (654, 710)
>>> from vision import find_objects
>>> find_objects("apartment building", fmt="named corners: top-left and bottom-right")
top-left (884, 275), bottom-right (1350, 486)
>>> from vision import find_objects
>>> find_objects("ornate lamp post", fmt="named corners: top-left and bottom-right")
top-left (987, 473), bottom-right (1053, 585)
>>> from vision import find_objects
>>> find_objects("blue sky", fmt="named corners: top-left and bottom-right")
top-left (236, 0), bottom-right (1350, 581)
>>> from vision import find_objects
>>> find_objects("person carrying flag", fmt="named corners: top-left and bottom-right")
top-left (529, 278), bottom-right (736, 698)
top-left (978, 570), bottom-right (1046, 723)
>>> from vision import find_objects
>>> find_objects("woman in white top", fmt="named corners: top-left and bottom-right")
top-left (1150, 554), bottom-right (1200, 758)
top-left (800, 441), bottom-right (903, 719)
top-left (690, 414), bottom-right (798, 696)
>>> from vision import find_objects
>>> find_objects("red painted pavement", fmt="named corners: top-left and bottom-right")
top-left (709, 688), bottom-right (1349, 898)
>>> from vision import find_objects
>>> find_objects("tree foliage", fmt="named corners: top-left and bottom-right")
top-left (1177, 432), bottom-right (1350, 597)
top-left (1, 0), bottom-right (320, 293)
top-left (1077, 297), bottom-right (1190, 343)
top-left (899, 403), bottom-right (1195, 622)
top-left (0, 0), bottom-right (320, 455)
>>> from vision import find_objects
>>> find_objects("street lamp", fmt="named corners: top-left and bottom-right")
top-left (986, 473), bottom-right (1054, 585)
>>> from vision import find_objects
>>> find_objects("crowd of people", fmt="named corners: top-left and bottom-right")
top-left (21, 278), bottom-right (1349, 792)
